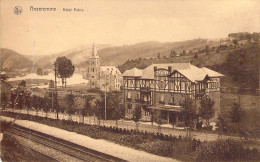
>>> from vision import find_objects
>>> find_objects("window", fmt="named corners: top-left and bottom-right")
top-left (92, 68), bottom-right (95, 72)
top-left (127, 104), bottom-right (132, 113)
top-left (169, 97), bottom-right (175, 105)
top-left (159, 94), bottom-right (165, 104)
top-left (127, 92), bottom-right (131, 98)
top-left (160, 94), bottom-right (164, 101)
top-left (136, 92), bottom-right (140, 100)
top-left (143, 94), bottom-right (147, 101)
top-left (181, 82), bottom-right (185, 90)
top-left (92, 76), bottom-right (94, 78)
top-left (144, 110), bottom-right (150, 116)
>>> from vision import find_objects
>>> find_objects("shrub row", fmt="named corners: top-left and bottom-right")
top-left (1, 111), bottom-right (260, 161)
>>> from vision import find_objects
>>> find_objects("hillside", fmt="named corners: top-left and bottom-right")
top-left (118, 43), bottom-right (260, 91)
top-left (19, 39), bottom-right (222, 68)
top-left (98, 39), bottom-right (222, 66)
top-left (0, 48), bottom-right (35, 70)
top-left (33, 44), bottom-right (112, 68)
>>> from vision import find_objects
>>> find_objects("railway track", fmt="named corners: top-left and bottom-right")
top-left (6, 124), bottom-right (126, 162)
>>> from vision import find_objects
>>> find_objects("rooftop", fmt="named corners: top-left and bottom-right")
top-left (122, 68), bottom-right (143, 77)
top-left (123, 63), bottom-right (224, 82)
top-left (100, 66), bottom-right (121, 75)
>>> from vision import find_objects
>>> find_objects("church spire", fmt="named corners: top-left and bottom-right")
top-left (92, 43), bottom-right (98, 57)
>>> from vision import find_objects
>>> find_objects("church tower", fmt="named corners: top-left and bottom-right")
top-left (88, 44), bottom-right (100, 89)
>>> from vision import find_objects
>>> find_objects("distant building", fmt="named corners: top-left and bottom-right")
top-left (86, 44), bottom-right (122, 91)
top-left (122, 63), bottom-right (224, 124)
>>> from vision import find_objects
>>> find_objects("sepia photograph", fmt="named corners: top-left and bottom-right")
top-left (0, 0), bottom-right (260, 161)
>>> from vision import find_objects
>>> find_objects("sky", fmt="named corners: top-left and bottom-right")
top-left (0, 0), bottom-right (259, 55)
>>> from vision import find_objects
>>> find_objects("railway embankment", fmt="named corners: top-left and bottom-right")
top-left (0, 116), bottom-right (178, 162)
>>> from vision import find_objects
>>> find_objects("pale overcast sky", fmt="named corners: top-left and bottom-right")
top-left (0, 0), bottom-right (259, 55)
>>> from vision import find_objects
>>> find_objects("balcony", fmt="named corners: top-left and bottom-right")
top-left (135, 99), bottom-right (151, 105)
top-left (140, 87), bottom-right (151, 92)
top-left (126, 98), bottom-right (132, 102)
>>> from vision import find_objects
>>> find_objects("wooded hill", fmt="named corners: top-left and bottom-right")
top-left (118, 42), bottom-right (260, 91)
top-left (0, 48), bottom-right (35, 70)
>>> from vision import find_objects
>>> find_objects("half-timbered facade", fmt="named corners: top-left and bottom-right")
top-left (123, 63), bottom-right (224, 124)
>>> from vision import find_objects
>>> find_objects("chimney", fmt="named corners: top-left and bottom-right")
top-left (168, 66), bottom-right (172, 73)
top-left (154, 66), bottom-right (157, 72)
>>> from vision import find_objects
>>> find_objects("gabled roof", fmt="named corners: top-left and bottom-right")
top-left (100, 66), bottom-right (121, 75)
top-left (125, 63), bottom-right (224, 83)
top-left (176, 64), bottom-right (207, 82)
top-left (123, 68), bottom-right (143, 77)
top-left (200, 67), bottom-right (224, 77)
top-left (141, 63), bottom-right (191, 80)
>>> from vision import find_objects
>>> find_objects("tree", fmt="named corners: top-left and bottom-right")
top-left (133, 105), bottom-right (142, 130)
top-left (94, 99), bottom-right (104, 125)
top-left (205, 45), bottom-right (210, 55)
top-left (182, 50), bottom-right (187, 55)
top-left (170, 50), bottom-right (177, 58)
top-left (55, 57), bottom-right (75, 88)
top-left (65, 93), bottom-right (76, 120)
top-left (0, 71), bottom-right (8, 81)
top-left (155, 113), bottom-right (163, 133)
top-left (157, 53), bottom-right (161, 59)
top-left (42, 97), bottom-right (50, 117)
top-left (94, 91), bottom-right (122, 123)
top-left (150, 110), bottom-right (155, 126)
top-left (216, 114), bottom-right (226, 139)
top-left (82, 95), bottom-right (94, 123)
top-left (1, 94), bottom-right (8, 109)
top-left (180, 97), bottom-right (196, 138)
top-left (12, 80), bottom-right (31, 110)
top-left (18, 80), bottom-right (26, 87)
top-left (32, 95), bottom-right (40, 114)
top-left (112, 106), bottom-right (122, 127)
top-left (225, 46), bottom-right (259, 91)
top-left (55, 94), bottom-right (60, 119)
top-left (36, 68), bottom-right (43, 75)
top-left (229, 103), bottom-right (244, 132)
top-left (199, 96), bottom-right (215, 127)
top-left (233, 39), bottom-right (238, 46)
top-left (49, 80), bottom-right (54, 88)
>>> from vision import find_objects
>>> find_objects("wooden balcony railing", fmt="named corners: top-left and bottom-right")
top-left (135, 99), bottom-right (151, 105)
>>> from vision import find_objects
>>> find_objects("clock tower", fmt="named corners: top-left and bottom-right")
top-left (88, 44), bottom-right (100, 89)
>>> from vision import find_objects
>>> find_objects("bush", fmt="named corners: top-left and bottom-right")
top-left (139, 141), bottom-right (173, 156)
top-left (193, 139), bottom-right (260, 161)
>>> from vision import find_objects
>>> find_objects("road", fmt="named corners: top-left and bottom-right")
top-left (3, 108), bottom-right (240, 141)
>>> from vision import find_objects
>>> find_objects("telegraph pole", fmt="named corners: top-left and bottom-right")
top-left (54, 61), bottom-right (58, 119)
top-left (104, 72), bottom-right (114, 120)
top-left (105, 83), bottom-right (107, 120)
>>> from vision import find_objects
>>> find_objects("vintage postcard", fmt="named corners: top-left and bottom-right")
top-left (0, 0), bottom-right (260, 161)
